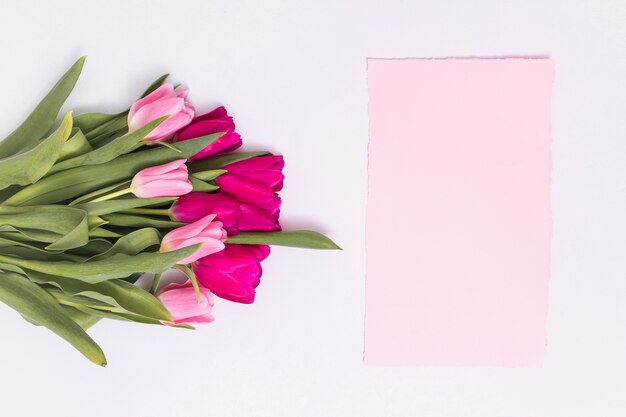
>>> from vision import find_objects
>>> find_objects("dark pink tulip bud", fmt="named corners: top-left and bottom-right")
top-left (170, 192), bottom-right (281, 234)
top-left (193, 244), bottom-right (271, 304)
top-left (171, 192), bottom-right (240, 234)
top-left (238, 196), bottom-right (281, 232)
top-left (174, 106), bottom-right (242, 161)
top-left (216, 155), bottom-right (284, 205)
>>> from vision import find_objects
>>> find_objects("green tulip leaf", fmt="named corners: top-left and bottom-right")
top-left (58, 128), bottom-right (93, 162)
top-left (101, 213), bottom-right (184, 229)
top-left (226, 230), bottom-right (342, 250)
top-left (141, 73), bottom-right (170, 97)
top-left (87, 228), bottom-right (161, 261)
top-left (5, 133), bottom-right (224, 206)
top-left (0, 112), bottom-right (73, 190)
top-left (73, 113), bottom-right (121, 135)
top-left (0, 244), bottom-right (84, 262)
top-left (31, 272), bottom-right (171, 321)
top-left (71, 305), bottom-right (192, 329)
top-left (189, 176), bottom-right (219, 192)
top-left (83, 113), bottom-right (128, 143)
top-left (0, 205), bottom-right (89, 251)
top-left (88, 227), bottom-right (122, 239)
top-left (67, 239), bottom-right (113, 257)
top-left (48, 117), bottom-right (167, 174)
top-left (48, 289), bottom-right (127, 313)
top-left (47, 215), bottom-right (89, 251)
top-left (61, 305), bottom-right (101, 330)
top-left (0, 270), bottom-right (107, 366)
top-left (69, 180), bottom-right (130, 206)
top-left (0, 244), bottom-right (201, 283)
top-left (76, 197), bottom-right (174, 217)
top-left (189, 151), bottom-right (269, 172)
top-left (191, 169), bottom-right (226, 181)
top-left (0, 56), bottom-right (85, 158)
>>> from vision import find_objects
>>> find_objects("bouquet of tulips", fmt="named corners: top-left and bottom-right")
top-left (0, 57), bottom-right (339, 366)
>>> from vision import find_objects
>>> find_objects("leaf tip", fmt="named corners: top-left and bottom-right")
top-left (76, 55), bottom-right (87, 69)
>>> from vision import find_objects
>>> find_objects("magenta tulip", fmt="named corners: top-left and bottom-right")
top-left (174, 106), bottom-right (242, 161)
top-left (170, 193), bottom-right (240, 234)
top-left (216, 155), bottom-right (285, 205)
top-left (160, 214), bottom-right (226, 264)
top-left (170, 192), bottom-right (281, 234)
top-left (130, 159), bottom-right (193, 198)
top-left (157, 281), bottom-right (214, 325)
top-left (238, 195), bottom-right (281, 231)
top-left (193, 244), bottom-right (270, 304)
top-left (128, 84), bottom-right (195, 142)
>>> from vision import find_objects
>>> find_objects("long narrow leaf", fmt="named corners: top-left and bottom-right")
top-left (57, 128), bottom-right (93, 162)
top-left (0, 56), bottom-right (85, 158)
top-left (30, 272), bottom-right (171, 321)
top-left (5, 133), bottom-right (224, 206)
top-left (75, 197), bottom-right (174, 217)
top-left (101, 213), bottom-right (184, 228)
top-left (84, 113), bottom-right (128, 142)
top-left (141, 73), bottom-right (170, 97)
top-left (61, 305), bottom-right (101, 330)
top-left (0, 205), bottom-right (89, 250)
top-left (0, 244), bottom-right (201, 283)
top-left (72, 305), bottom-right (192, 329)
top-left (188, 151), bottom-right (269, 172)
top-left (48, 117), bottom-right (167, 174)
top-left (0, 271), bottom-right (106, 366)
top-left (87, 228), bottom-right (161, 261)
top-left (73, 113), bottom-right (120, 135)
top-left (0, 112), bottom-right (73, 190)
top-left (226, 230), bottom-right (342, 249)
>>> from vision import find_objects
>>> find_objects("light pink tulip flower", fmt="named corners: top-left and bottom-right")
top-left (130, 159), bottom-right (193, 198)
top-left (160, 214), bottom-right (227, 264)
top-left (128, 83), bottom-right (195, 142)
top-left (157, 281), bottom-right (215, 325)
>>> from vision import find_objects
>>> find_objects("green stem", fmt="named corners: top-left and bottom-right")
top-left (150, 272), bottom-right (162, 294)
top-left (119, 208), bottom-right (171, 217)
top-left (90, 187), bottom-right (132, 202)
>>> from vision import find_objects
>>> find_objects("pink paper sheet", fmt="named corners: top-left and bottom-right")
top-left (365, 58), bottom-right (553, 367)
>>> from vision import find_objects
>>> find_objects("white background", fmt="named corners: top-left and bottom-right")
top-left (0, 0), bottom-right (625, 416)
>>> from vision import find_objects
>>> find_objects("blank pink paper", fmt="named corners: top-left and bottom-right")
top-left (365, 58), bottom-right (553, 367)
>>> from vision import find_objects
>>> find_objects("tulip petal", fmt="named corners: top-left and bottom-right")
top-left (157, 282), bottom-right (215, 325)
top-left (129, 84), bottom-right (175, 120)
top-left (193, 244), bottom-right (270, 304)
top-left (160, 214), bottom-right (227, 264)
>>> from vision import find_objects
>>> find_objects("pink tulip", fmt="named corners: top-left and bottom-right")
top-left (128, 83), bottom-right (195, 142)
top-left (174, 106), bottom-right (242, 161)
top-left (193, 244), bottom-right (270, 304)
top-left (160, 214), bottom-right (227, 264)
top-left (216, 155), bottom-right (285, 205)
top-left (157, 281), bottom-right (214, 325)
top-left (130, 159), bottom-right (193, 198)
top-left (170, 192), bottom-right (281, 235)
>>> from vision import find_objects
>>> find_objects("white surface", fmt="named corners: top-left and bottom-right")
top-left (0, 1), bottom-right (625, 416)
